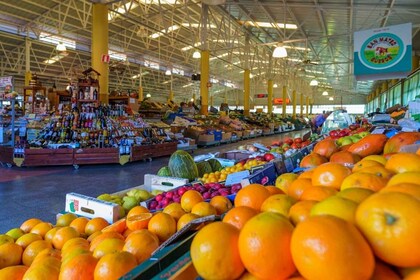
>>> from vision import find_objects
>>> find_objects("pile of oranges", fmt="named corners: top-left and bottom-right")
top-left (190, 150), bottom-right (420, 280)
top-left (201, 159), bottom-right (266, 183)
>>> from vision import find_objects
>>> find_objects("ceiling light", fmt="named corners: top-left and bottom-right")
top-left (165, 69), bottom-right (172, 75)
top-left (310, 79), bottom-right (319, 86)
top-left (183, 83), bottom-right (194, 88)
top-left (146, 93), bottom-right (151, 98)
top-left (273, 83), bottom-right (278, 88)
top-left (273, 45), bottom-right (287, 58)
top-left (192, 51), bottom-right (201, 59)
top-left (329, 97), bottom-right (334, 101)
top-left (56, 42), bottom-right (67, 52)
top-left (242, 21), bottom-right (297, 29)
top-left (190, 98), bottom-right (194, 102)
top-left (322, 91), bottom-right (328, 96)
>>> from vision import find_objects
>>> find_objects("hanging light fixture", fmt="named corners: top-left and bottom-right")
top-left (56, 42), bottom-right (66, 52)
top-left (190, 98), bottom-right (194, 102)
top-left (165, 69), bottom-right (172, 75)
top-left (310, 79), bottom-right (319, 86)
top-left (192, 51), bottom-right (201, 59)
top-left (273, 83), bottom-right (278, 88)
top-left (272, 45), bottom-right (287, 58)
top-left (329, 96), bottom-right (334, 101)
top-left (322, 91), bottom-right (328, 96)
top-left (146, 93), bottom-right (151, 98)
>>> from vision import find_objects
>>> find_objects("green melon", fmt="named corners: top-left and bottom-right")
top-left (207, 158), bottom-right (223, 172)
top-left (168, 150), bottom-right (199, 181)
top-left (196, 161), bottom-right (213, 177)
top-left (157, 166), bottom-right (172, 177)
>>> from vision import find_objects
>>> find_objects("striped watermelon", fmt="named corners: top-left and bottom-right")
top-left (157, 166), bottom-right (172, 177)
top-left (196, 161), bottom-right (213, 177)
top-left (168, 150), bottom-right (199, 181)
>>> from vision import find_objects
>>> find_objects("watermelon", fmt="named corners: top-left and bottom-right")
top-left (157, 166), bottom-right (172, 177)
top-left (168, 150), bottom-right (199, 181)
top-left (208, 159), bottom-right (222, 172)
top-left (196, 161), bottom-right (213, 177)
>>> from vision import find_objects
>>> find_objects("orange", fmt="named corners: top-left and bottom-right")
top-left (30, 222), bottom-right (53, 238)
top-left (234, 184), bottom-right (271, 211)
top-left (163, 203), bottom-right (186, 221)
top-left (22, 240), bottom-right (52, 266)
top-left (287, 178), bottom-right (313, 200)
top-left (180, 190), bottom-right (204, 212)
top-left (148, 212), bottom-right (177, 242)
top-left (222, 206), bottom-right (258, 230)
top-left (405, 269), bottom-right (420, 280)
top-left (61, 237), bottom-right (89, 255)
top-left (238, 271), bottom-right (261, 279)
top-left (59, 253), bottom-right (98, 280)
top-left (275, 173), bottom-right (298, 193)
top-left (209, 196), bottom-right (233, 215)
top-left (300, 153), bottom-right (328, 168)
top-left (22, 256), bottom-right (61, 280)
top-left (370, 261), bottom-right (401, 280)
top-left (44, 227), bottom-right (61, 243)
top-left (310, 195), bottom-right (358, 224)
top-left (56, 213), bottom-right (78, 227)
top-left (177, 213), bottom-right (201, 231)
top-left (5, 228), bottom-right (24, 241)
top-left (15, 233), bottom-right (43, 249)
top-left (89, 231), bottom-right (124, 252)
top-left (288, 200), bottom-right (317, 226)
top-left (340, 172), bottom-right (388, 192)
top-left (126, 213), bottom-right (153, 231)
top-left (93, 238), bottom-right (125, 259)
top-left (352, 159), bottom-right (383, 172)
top-left (291, 215), bottom-right (375, 280)
top-left (52, 226), bottom-right (79, 250)
top-left (0, 242), bottom-right (23, 269)
top-left (191, 202), bottom-right (217, 217)
top-left (20, 218), bottom-right (43, 233)
top-left (33, 248), bottom-right (61, 263)
top-left (386, 172), bottom-right (420, 186)
top-left (265, 185), bottom-right (285, 195)
top-left (336, 188), bottom-right (374, 204)
top-left (311, 162), bottom-right (351, 189)
top-left (94, 251), bottom-right (137, 280)
top-left (400, 267), bottom-right (420, 278)
top-left (380, 183), bottom-right (420, 200)
top-left (0, 265), bottom-right (28, 280)
top-left (300, 186), bottom-right (338, 201)
top-left (260, 194), bottom-right (296, 216)
top-left (69, 217), bottom-right (90, 235)
top-left (84, 217), bottom-right (109, 236)
top-left (123, 229), bottom-right (159, 264)
top-left (361, 155), bottom-right (387, 165)
top-left (353, 165), bottom-right (394, 179)
top-left (385, 153), bottom-right (420, 173)
top-left (191, 222), bottom-right (244, 279)
top-left (126, 205), bottom-right (150, 219)
top-left (329, 150), bottom-right (361, 165)
top-left (298, 170), bottom-right (313, 179)
top-left (238, 212), bottom-right (296, 279)
top-left (62, 247), bottom-right (90, 267)
top-left (312, 139), bottom-right (339, 159)
top-left (101, 218), bottom-right (127, 234)
top-left (356, 192), bottom-right (420, 267)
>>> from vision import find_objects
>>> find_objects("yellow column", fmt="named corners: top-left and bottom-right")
top-left (412, 55), bottom-right (419, 71)
top-left (282, 85), bottom-right (287, 118)
top-left (138, 86), bottom-right (143, 101)
top-left (169, 90), bottom-right (174, 101)
top-left (292, 90), bottom-right (297, 119)
top-left (306, 96), bottom-right (309, 118)
top-left (267, 79), bottom-right (273, 115)
top-left (300, 93), bottom-right (304, 116)
top-left (200, 50), bottom-right (209, 115)
top-left (244, 69), bottom-right (250, 116)
top-left (92, 3), bottom-right (109, 104)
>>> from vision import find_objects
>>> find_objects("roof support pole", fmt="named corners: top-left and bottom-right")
top-left (200, 4), bottom-right (209, 115)
top-left (25, 37), bottom-right (31, 86)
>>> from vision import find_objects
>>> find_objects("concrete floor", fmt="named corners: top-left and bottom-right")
top-left (0, 129), bottom-right (310, 233)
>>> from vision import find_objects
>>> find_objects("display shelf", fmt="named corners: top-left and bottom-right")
top-left (197, 140), bottom-right (220, 147)
top-left (73, 147), bottom-right (120, 166)
top-left (23, 86), bottom-right (47, 113)
top-left (0, 98), bottom-right (17, 147)
top-left (17, 148), bottom-right (74, 167)
top-left (0, 146), bottom-right (14, 167)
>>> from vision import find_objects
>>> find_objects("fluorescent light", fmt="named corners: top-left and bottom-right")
top-left (183, 83), bottom-right (194, 88)
top-left (192, 51), bottom-right (201, 59)
top-left (165, 69), bottom-right (172, 75)
top-left (329, 97), bottom-right (334, 101)
top-left (242, 21), bottom-right (297, 29)
top-left (310, 79), bottom-right (319, 86)
top-left (40, 32), bottom-right (75, 50)
top-left (149, 25), bottom-right (179, 39)
top-left (108, 2), bottom-right (139, 21)
top-left (273, 45), bottom-right (287, 58)
top-left (131, 71), bottom-right (149, 79)
top-left (210, 53), bottom-right (229, 61)
top-left (190, 98), bottom-right (194, 102)
top-left (306, 70), bottom-right (324, 74)
top-left (109, 51), bottom-right (127, 61)
top-left (56, 42), bottom-right (66, 52)
top-left (286, 58), bottom-right (301, 62)
top-left (43, 53), bottom-right (68, 64)
top-left (146, 93), bottom-right (152, 98)
top-left (273, 83), bottom-right (278, 88)
top-left (180, 23), bottom-right (216, 28)
top-left (210, 78), bottom-right (219, 84)
top-left (322, 91), bottom-right (328, 96)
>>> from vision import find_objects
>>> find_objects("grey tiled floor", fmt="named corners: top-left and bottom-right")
top-left (0, 129), bottom-right (310, 233)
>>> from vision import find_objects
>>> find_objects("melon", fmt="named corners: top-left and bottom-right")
top-left (196, 161), bottom-right (213, 177)
top-left (383, 132), bottom-right (420, 154)
top-left (207, 159), bottom-right (223, 172)
top-left (157, 166), bottom-right (172, 177)
top-left (168, 150), bottom-right (199, 181)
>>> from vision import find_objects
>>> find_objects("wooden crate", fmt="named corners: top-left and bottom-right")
top-left (22, 148), bottom-right (74, 166)
top-left (73, 147), bottom-right (120, 165)
top-left (151, 142), bottom-right (177, 158)
top-left (130, 145), bottom-right (154, 162)
top-left (0, 146), bottom-right (14, 165)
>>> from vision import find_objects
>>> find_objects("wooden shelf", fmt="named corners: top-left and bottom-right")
top-left (78, 99), bottom-right (99, 102)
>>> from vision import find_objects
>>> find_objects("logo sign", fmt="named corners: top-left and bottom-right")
top-left (273, 98), bottom-right (290, 105)
top-left (254, 93), bottom-right (268, 98)
top-left (354, 23), bottom-right (412, 81)
top-left (101, 54), bottom-right (110, 63)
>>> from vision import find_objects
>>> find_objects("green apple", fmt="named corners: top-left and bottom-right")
top-left (350, 135), bottom-right (362, 143)
top-left (358, 131), bottom-right (370, 138)
top-left (339, 136), bottom-right (354, 146)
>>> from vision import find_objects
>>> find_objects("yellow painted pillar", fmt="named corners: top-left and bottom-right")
top-left (138, 86), bottom-right (143, 101)
top-left (244, 69), bottom-right (250, 116)
top-left (306, 96), bottom-right (309, 118)
top-left (169, 90), bottom-right (174, 101)
top-left (200, 50), bottom-right (209, 115)
top-left (412, 55), bottom-right (419, 71)
top-left (267, 79), bottom-right (273, 115)
top-left (292, 90), bottom-right (297, 119)
top-left (282, 85), bottom-right (287, 118)
top-left (300, 93), bottom-right (304, 116)
top-left (92, 3), bottom-right (109, 104)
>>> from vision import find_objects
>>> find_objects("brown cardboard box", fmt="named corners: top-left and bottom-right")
top-left (198, 134), bottom-right (215, 142)
top-left (243, 130), bottom-right (251, 137)
top-left (222, 132), bottom-right (232, 141)
top-left (234, 131), bottom-right (243, 138)
top-left (184, 127), bottom-right (202, 140)
top-left (263, 128), bottom-right (271, 134)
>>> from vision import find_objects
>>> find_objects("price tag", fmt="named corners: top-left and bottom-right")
top-left (273, 158), bottom-right (287, 175)
top-left (225, 170), bottom-right (250, 186)
top-left (291, 151), bottom-right (303, 167)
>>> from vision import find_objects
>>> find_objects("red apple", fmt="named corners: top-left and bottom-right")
top-left (263, 153), bottom-right (275, 161)
top-left (294, 137), bottom-right (303, 144)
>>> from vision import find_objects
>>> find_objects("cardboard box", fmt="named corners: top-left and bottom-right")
top-left (234, 131), bottom-right (243, 138)
top-left (263, 128), bottom-right (271, 134)
top-left (198, 134), bottom-right (215, 142)
top-left (221, 151), bottom-right (253, 161)
top-left (65, 193), bottom-right (121, 224)
top-left (243, 130), bottom-right (251, 137)
top-left (222, 132), bottom-right (232, 141)
top-left (187, 138), bottom-right (196, 146)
